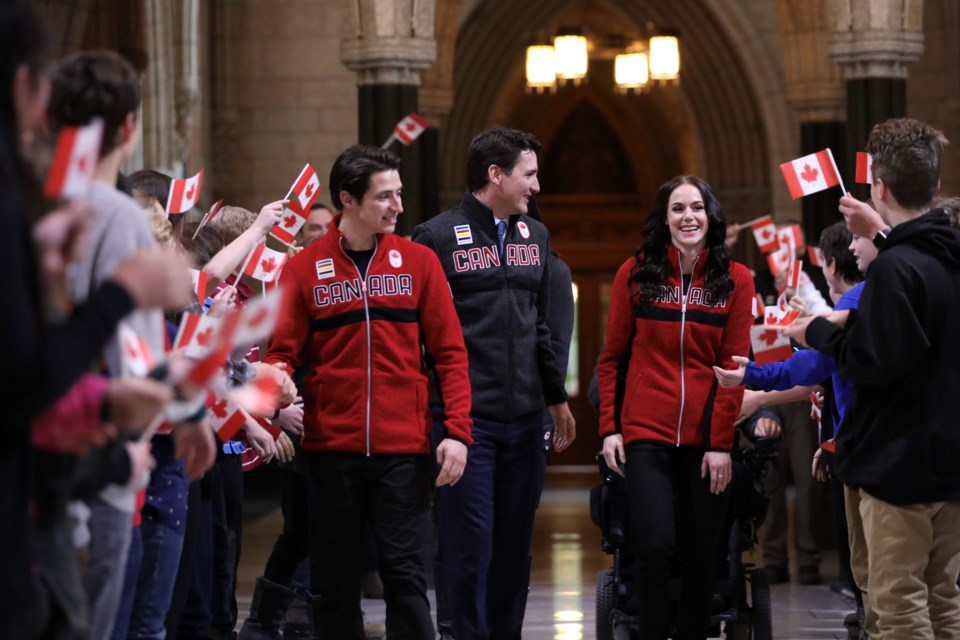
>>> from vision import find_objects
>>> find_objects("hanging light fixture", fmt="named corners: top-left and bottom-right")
top-left (614, 47), bottom-right (648, 93)
top-left (525, 43), bottom-right (557, 92)
top-left (648, 30), bottom-right (680, 82)
top-left (553, 27), bottom-right (588, 85)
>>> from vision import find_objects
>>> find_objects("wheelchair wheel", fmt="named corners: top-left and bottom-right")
top-left (750, 569), bottom-right (773, 640)
top-left (596, 569), bottom-right (616, 640)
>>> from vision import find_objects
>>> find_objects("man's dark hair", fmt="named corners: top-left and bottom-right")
top-left (128, 169), bottom-right (171, 205)
top-left (866, 118), bottom-right (948, 210)
top-left (466, 127), bottom-right (541, 192)
top-left (47, 50), bottom-right (142, 159)
top-left (819, 222), bottom-right (862, 283)
top-left (310, 202), bottom-right (331, 212)
top-left (328, 145), bottom-right (400, 211)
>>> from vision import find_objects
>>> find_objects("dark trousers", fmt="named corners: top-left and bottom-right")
top-left (211, 454), bottom-right (244, 634)
top-left (624, 442), bottom-right (729, 640)
top-left (304, 451), bottom-right (433, 640)
top-left (433, 413), bottom-right (546, 640)
top-left (263, 469), bottom-right (311, 585)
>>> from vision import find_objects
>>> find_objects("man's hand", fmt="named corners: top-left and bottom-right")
top-left (105, 377), bottom-right (174, 432)
top-left (713, 355), bottom-right (749, 388)
top-left (435, 438), bottom-right (468, 487)
top-left (735, 389), bottom-right (765, 425)
top-left (839, 193), bottom-right (886, 239)
top-left (253, 199), bottom-right (288, 236)
top-left (601, 434), bottom-right (626, 478)
top-left (173, 419), bottom-right (217, 480)
top-left (812, 447), bottom-right (830, 482)
top-left (782, 315), bottom-right (814, 348)
top-left (548, 402), bottom-right (576, 453)
top-left (33, 202), bottom-right (91, 278)
top-left (701, 451), bottom-right (732, 495)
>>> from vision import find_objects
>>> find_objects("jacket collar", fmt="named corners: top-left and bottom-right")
top-left (666, 243), bottom-right (710, 280)
top-left (461, 191), bottom-right (515, 228)
top-left (327, 212), bottom-right (384, 257)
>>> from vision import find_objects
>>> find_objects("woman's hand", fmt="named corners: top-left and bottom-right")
top-left (713, 355), bottom-right (749, 388)
top-left (701, 451), bottom-right (732, 495)
top-left (275, 430), bottom-right (296, 464)
top-left (601, 434), bottom-right (626, 478)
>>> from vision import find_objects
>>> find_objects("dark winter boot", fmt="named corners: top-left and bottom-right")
top-left (280, 589), bottom-right (313, 639)
top-left (237, 577), bottom-right (297, 640)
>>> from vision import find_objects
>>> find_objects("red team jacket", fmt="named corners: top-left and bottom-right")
top-left (265, 221), bottom-right (473, 455)
top-left (598, 246), bottom-right (754, 451)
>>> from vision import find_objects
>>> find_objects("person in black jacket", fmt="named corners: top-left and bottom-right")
top-left (412, 127), bottom-right (575, 640)
top-left (787, 117), bottom-right (960, 640)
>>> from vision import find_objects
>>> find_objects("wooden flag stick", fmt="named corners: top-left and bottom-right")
top-left (741, 215), bottom-right (770, 228)
top-left (381, 133), bottom-right (397, 149)
top-left (826, 148), bottom-right (847, 195)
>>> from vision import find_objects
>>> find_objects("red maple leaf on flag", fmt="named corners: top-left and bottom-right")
top-left (76, 156), bottom-right (87, 173)
top-left (247, 307), bottom-right (269, 328)
top-left (760, 329), bottom-right (780, 346)
top-left (126, 342), bottom-right (140, 360)
top-left (186, 184), bottom-right (196, 200)
top-left (211, 399), bottom-right (228, 418)
top-left (304, 183), bottom-right (315, 198)
top-left (761, 229), bottom-right (772, 240)
top-left (260, 257), bottom-right (278, 273)
top-left (800, 164), bottom-right (819, 183)
top-left (283, 214), bottom-right (297, 228)
top-left (765, 312), bottom-right (778, 325)
top-left (196, 327), bottom-right (214, 346)
top-left (406, 122), bottom-right (417, 131)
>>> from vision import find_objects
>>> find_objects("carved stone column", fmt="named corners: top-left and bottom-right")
top-left (340, 0), bottom-right (437, 233)
top-left (777, 0), bottom-right (847, 247)
top-left (829, 0), bottom-right (923, 196)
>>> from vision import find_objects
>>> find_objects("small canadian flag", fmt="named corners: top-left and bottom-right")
top-left (167, 169), bottom-right (204, 215)
top-left (751, 292), bottom-right (764, 319)
top-left (786, 259), bottom-right (803, 291)
top-left (808, 246), bottom-right (824, 267)
top-left (44, 118), bottom-right (104, 199)
top-left (289, 164), bottom-right (321, 212)
top-left (233, 287), bottom-right (283, 347)
top-left (229, 374), bottom-right (281, 418)
top-left (750, 215), bottom-right (779, 253)
top-left (778, 224), bottom-right (806, 250)
top-left (394, 113), bottom-right (428, 145)
top-left (855, 152), bottom-right (873, 184)
top-left (270, 201), bottom-right (307, 245)
top-left (764, 292), bottom-right (800, 327)
top-left (188, 268), bottom-right (209, 301)
top-left (780, 149), bottom-right (841, 199)
top-left (173, 312), bottom-right (223, 359)
top-left (751, 325), bottom-right (794, 365)
top-left (206, 393), bottom-right (247, 441)
top-left (192, 199), bottom-right (224, 239)
top-left (118, 322), bottom-right (155, 377)
top-left (242, 243), bottom-right (287, 283)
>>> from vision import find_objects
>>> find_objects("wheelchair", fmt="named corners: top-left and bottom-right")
top-left (591, 435), bottom-right (779, 640)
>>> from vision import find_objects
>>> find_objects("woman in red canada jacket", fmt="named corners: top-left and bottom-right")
top-left (598, 175), bottom-right (754, 640)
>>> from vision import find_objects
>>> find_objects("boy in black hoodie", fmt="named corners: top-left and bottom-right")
top-left (787, 118), bottom-right (960, 640)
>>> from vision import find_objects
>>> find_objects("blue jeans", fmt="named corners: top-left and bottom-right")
top-left (110, 526), bottom-right (144, 640)
top-left (433, 412), bottom-right (547, 640)
top-left (127, 521), bottom-right (186, 639)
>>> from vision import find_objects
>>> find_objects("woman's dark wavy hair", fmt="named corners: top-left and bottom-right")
top-left (630, 175), bottom-right (734, 309)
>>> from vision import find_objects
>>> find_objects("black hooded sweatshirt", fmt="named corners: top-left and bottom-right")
top-left (806, 208), bottom-right (960, 505)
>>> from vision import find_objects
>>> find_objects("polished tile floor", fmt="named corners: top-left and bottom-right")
top-left (237, 470), bottom-right (856, 639)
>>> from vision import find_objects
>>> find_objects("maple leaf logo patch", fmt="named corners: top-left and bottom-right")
top-left (261, 257), bottom-right (278, 273)
top-left (800, 164), bottom-right (819, 183)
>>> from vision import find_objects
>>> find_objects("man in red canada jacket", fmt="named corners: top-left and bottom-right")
top-left (265, 145), bottom-right (472, 640)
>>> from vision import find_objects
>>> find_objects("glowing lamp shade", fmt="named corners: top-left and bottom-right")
top-left (525, 45), bottom-right (557, 89)
top-left (649, 34), bottom-right (680, 81)
top-left (553, 32), bottom-right (588, 81)
top-left (614, 52), bottom-right (648, 90)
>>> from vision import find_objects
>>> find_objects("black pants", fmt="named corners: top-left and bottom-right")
top-left (263, 469), bottom-right (311, 584)
top-left (624, 442), bottom-right (729, 640)
top-left (304, 451), bottom-right (433, 640)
